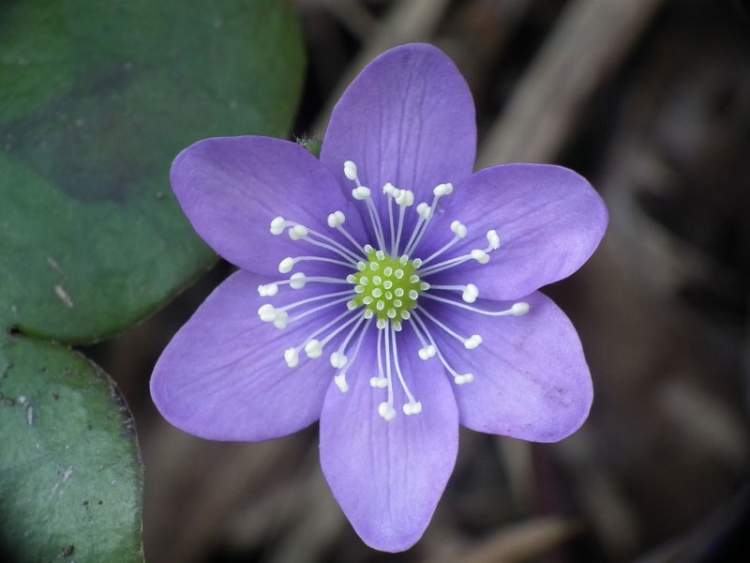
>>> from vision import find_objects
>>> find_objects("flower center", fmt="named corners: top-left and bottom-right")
top-left (351, 250), bottom-right (425, 322)
top-left (257, 159), bottom-right (531, 421)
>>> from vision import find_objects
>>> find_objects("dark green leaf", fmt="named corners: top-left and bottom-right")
top-left (0, 334), bottom-right (143, 563)
top-left (0, 0), bottom-right (305, 342)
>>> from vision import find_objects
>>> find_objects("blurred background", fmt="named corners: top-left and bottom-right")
top-left (79, 0), bottom-right (750, 561)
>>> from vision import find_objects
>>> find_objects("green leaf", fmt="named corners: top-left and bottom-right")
top-left (0, 0), bottom-right (305, 342)
top-left (0, 334), bottom-right (143, 563)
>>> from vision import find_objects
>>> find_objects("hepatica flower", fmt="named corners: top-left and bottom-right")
top-left (151, 44), bottom-right (607, 551)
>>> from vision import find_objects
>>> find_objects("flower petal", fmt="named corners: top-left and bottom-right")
top-left (425, 292), bottom-right (593, 442)
top-left (150, 270), bottom-right (343, 441)
top-left (320, 327), bottom-right (458, 552)
top-left (421, 164), bottom-right (608, 300)
top-left (321, 43), bottom-right (476, 207)
top-left (171, 136), bottom-right (368, 275)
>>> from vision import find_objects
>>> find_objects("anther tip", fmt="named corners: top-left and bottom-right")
top-left (511, 302), bottom-right (530, 316)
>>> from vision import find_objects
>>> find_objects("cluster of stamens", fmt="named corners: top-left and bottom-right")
top-left (255, 160), bottom-right (530, 421)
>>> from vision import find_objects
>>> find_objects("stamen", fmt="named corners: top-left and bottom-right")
top-left (378, 322), bottom-right (397, 421)
top-left (412, 311), bottom-right (474, 385)
top-left (329, 315), bottom-right (366, 368)
top-left (327, 211), bottom-right (367, 256)
top-left (403, 182), bottom-right (453, 256)
top-left (428, 283), bottom-right (479, 303)
top-left (285, 294), bottom-right (356, 324)
top-left (390, 323), bottom-right (422, 415)
top-left (257, 273), bottom-right (354, 296)
top-left (418, 220), bottom-right (468, 266)
top-left (393, 189), bottom-right (414, 255)
top-left (422, 294), bottom-right (530, 317)
top-left (383, 183), bottom-right (397, 254)
top-left (278, 255), bottom-right (354, 274)
top-left (284, 220), bottom-right (362, 263)
top-left (270, 216), bottom-right (287, 235)
top-left (417, 307), bottom-right (482, 349)
top-left (417, 246), bottom-right (492, 277)
top-left (304, 312), bottom-right (363, 359)
top-left (343, 161), bottom-right (387, 250)
top-left (282, 309), bottom-right (357, 367)
top-left (333, 318), bottom-right (373, 393)
top-left (370, 326), bottom-right (388, 389)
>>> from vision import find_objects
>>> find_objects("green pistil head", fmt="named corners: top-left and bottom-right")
top-left (352, 250), bottom-right (425, 321)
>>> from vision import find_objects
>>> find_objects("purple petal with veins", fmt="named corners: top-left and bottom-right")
top-left (151, 42), bottom-right (608, 553)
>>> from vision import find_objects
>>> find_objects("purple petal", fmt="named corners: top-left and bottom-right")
top-left (171, 136), bottom-right (368, 275)
top-left (320, 326), bottom-right (458, 552)
top-left (425, 292), bottom-right (593, 442)
top-left (150, 270), bottom-right (342, 441)
top-left (321, 43), bottom-right (476, 209)
top-left (421, 164), bottom-right (608, 300)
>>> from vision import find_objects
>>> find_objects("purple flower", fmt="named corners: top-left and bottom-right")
top-left (150, 43), bottom-right (607, 552)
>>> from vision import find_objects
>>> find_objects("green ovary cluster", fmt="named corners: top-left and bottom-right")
top-left (352, 250), bottom-right (424, 322)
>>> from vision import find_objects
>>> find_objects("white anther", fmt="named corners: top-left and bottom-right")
top-left (403, 401), bottom-right (422, 415)
top-left (433, 183), bottom-right (453, 197)
top-left (383, 280), bottom-right (393, 289)
top-left (346, 300), bottom-right (358, 310)
top-left (257, 283), bottom-right (278, 297)
top-left (344, 160), bottom-right (358, 181)
top-left (511, 302), bottom-right (530, 316)
top-left (418, 345), bottom-right (436, 360)
top-left (352, 186), bottom-right (371, 200)
top-left (419, 281), bottom-right (431, 291)
top-left (417, 202), bottom-right (432, 219)
top-left (454, 373), bottom-right (475, 385)
top-left (258, 304), bottom-right (276, 322)
top-left (412, 259), bottom-right (423, 268)
top-left (394, 269), bottom-right (404, 280)
top-left (486, 229), bottom-right (501, 250)
top-left (376, 318), bottom-right (387, 329)
top-left (288, 224), bottom-right (309, 240)
top-left (395, 189), bottom-right (414, 207)
top-left (364, 309), bottom-right (374, 319)
top-left (462, 283), bottom-right (479, 303)
top-left (378, 402), bottom-right (397, 421)
top-left (327, 210), bottom-right (346, 228)
top-left (375, 250), bottom-right (385, 260)
top-left (464, 334), bottom-right (482, 349)
top-left (289, 272), bottom-right (307, 289)
top-left (450, 220), bottom-right (468, 238)
top-left (408, 289), bottom-right (418, 300)
top-left (279, 257), bottom-right (296, 273)
top-left (334, 373), bottom-right (349, 393)
top-left (470, 249), bottom-right (490, 264)
top-left (330, 351), bottom-right (348, 369)
top-left (270, 216), bottom-right (286, 235)
top-left (357, 261), bottom-right (367, 271)
top-left (382, 182), bottom-right (397, 196)
top-left (284, 348), bottom-right (299, 368)
top-left (272, 310), bottom-right (288, 330)
top-left (370, 376), bottom-right (388, 389)
top-left (304, 339), bottom-right (323, 358)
